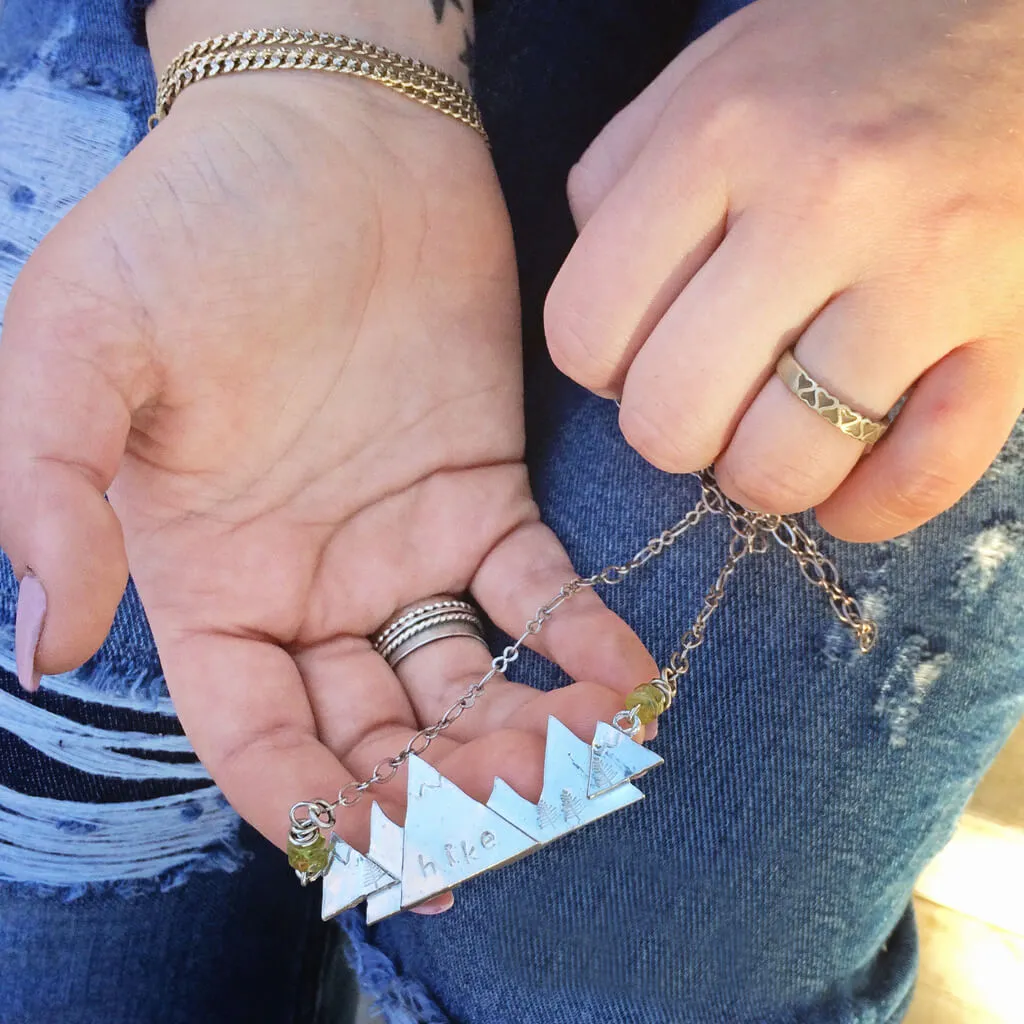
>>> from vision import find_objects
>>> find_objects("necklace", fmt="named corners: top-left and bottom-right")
top-left (287, 470), bottom-right (877, 922)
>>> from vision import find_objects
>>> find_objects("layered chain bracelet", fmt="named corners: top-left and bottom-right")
top-left (150, 27), bottom-right (486, 139)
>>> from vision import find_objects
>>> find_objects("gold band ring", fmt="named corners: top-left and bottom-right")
top-left (775, 350), bottom-right (890, 445)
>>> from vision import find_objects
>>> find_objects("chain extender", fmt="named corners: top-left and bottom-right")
top-left (290, 469), bottom-right (876, 834)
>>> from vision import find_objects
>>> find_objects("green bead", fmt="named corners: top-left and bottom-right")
top-left (624, 683), bottom-right (668, 725)
top-left (288, 833), bottom-right (329, 877)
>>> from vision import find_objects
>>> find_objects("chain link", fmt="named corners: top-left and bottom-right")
top-left (311, 469), bottom-right (875, 818)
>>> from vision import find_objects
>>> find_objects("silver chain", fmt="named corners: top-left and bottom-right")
top-left (291, 469), bottom-right (876, 831)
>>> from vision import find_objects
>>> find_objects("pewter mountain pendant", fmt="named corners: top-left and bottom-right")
top-left (320, 715), bottom-right (663, 922)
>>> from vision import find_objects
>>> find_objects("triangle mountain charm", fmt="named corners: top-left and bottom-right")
top-left (487, 716), bottom-right (646, 843)
top-left (587, 720), bottom-right (664, 798)
top-left (400, 755), bottom-right (540, 908)
top-left (365, 803), bottom-right (405, 926)
top-left (321, 833), bottom-right (398, 922)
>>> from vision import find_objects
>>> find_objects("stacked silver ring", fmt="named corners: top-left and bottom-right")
top-left (371, 596), bottom-right (489, 669)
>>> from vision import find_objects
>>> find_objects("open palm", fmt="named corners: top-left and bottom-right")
top-left (0, 77), bottom-right (656, 876)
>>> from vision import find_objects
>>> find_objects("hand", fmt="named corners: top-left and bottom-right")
top-left (546, 0), bottom-right (1024, 542)
top-left (0, 73), bottom-right (657, 892)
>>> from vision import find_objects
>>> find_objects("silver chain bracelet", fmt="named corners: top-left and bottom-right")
top-left (288, 469), bottom-right (877, 919)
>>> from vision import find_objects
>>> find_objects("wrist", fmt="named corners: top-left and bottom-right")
top-left (146, 0), bottom-right (474, 85)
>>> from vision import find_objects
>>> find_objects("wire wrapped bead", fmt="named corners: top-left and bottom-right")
top-left (624, 683), bottom-right (670, 725)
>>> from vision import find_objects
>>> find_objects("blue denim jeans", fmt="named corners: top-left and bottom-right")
top-left (2, 1), bottom-right (1023, 1022)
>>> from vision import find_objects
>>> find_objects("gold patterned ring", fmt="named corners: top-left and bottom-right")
top-left (775, 350), bottom-right (890, 445)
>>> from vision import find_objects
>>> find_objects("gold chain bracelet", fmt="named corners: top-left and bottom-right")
top-left (150, 27), bottom-right (487, 141)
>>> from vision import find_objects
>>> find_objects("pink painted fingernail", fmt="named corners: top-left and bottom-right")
top-left (15, 573), bottom-right (46, 693)
top-left (410, 891), bottom-right (455, 916)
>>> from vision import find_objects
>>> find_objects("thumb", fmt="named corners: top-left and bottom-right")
top-left (0, 252), bottom-right (152, 690)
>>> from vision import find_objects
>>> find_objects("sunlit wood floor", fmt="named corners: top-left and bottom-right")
top-left (907, 721), bottom-right (1024, 1023)
top-left (908, 898), bottom-right (1024, 1024)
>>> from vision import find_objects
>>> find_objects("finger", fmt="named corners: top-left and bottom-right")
top-left (304, 651), bottom-right (564, 815)
top-left (307, 650), bottom-right (546, 824)
top-left (296, 636), bottom-right (424, 765)
top-left (568, 12), bottom-right (749, 228)
top-left (186, 633), bottom-right (466, 916)
top-left (411, 892), bottom-right (456, 916)
top-left (159, 632), bottom-right (370, 849)
top-left (376, 688), bottom-right (651, 911)
top-left (298, 638), bottom-right (466, 916)
top-left (502, 680), bottom-right (648, 751)
top-left (173, 632), bottom-right (649, 898)
top-left (325, 676), bottom-right (641, 913)
top-left (471, 520), bottom-right (659, 698)
top-left (546, 119), bottom-right (729, 396)
top-left (713, 289), bottom-right (919, 515)
top-left (296, 636), bottom-right (472, 796)
top-left (390, 626), bottom-right (537, 746)
top-left (302, 464), bottom-right (538, 642)
top-left (547, 7), bottom-right (772, 397)
top-left (816, 342), bottom-right (1024, 541)
top-left (428, 680), bottom-right (644, 811)
top-left (0, 258), bottom-right (151, 687)
top-left (395, 628), bottom-right (658, 744)
top-left (617, 216), bottom-right (848, 473)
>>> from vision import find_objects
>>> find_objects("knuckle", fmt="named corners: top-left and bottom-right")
top-left (566, 156), bottom-right (606, 224)
top-left (544, 284), bottom-right (622, 388)
top-left (884, 460), bottom-right (963, 522)
top-left (684, 67), bottom-right (789, 163)
top-left (692, 86), bottom-right (762, 149)
top-left (718, 451), bottom-right (822, 514)
top-left (618, 403), bottom-right (706, 473)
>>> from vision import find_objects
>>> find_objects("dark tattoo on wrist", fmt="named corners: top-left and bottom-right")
top-left (430, 0), bottom-right (465, 24)
top-left (459, 28), bottom-right (475, 73)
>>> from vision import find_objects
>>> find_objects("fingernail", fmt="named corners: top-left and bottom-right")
top-left (410, 891), bottom-right (455, 916)
top-left (15, 573), bottom-right (46, 693)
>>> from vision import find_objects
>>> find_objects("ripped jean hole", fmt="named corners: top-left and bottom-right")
top-left (875, 635), bottom-right (951, 749)
top-left (337, 910), bottom-right (451, 1024)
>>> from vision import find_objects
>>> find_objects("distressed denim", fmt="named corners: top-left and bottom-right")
top-left (1, 1), bottom-right (1023, 1022)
